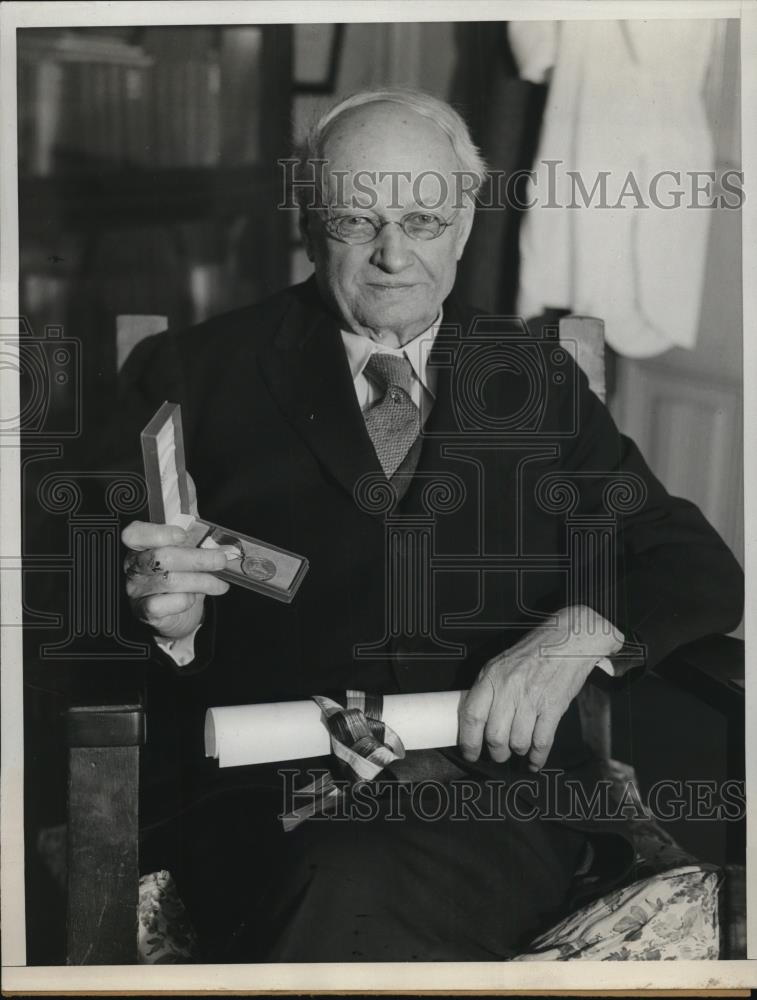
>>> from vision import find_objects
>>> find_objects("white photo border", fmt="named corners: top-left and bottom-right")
top-left (1, 0), bottom-right (755, 992)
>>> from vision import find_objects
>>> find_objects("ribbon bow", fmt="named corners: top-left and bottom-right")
top-left (281, 690), bottom-right (406, 832)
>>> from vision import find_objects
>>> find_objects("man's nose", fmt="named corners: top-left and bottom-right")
top-left (369, 223), bottom-right (414, 272)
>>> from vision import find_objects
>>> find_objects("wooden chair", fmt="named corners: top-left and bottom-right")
top-left (65, 704), bottom-right (145, 964)
top-left (62, 315), bottom-right (745, 963)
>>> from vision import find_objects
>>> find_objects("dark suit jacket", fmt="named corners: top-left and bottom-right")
top-left (111, 276), bottom-right (743, 818)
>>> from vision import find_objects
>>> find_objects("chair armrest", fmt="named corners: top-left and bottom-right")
top-left (654, 634), bottom-right (745, 866)
top-left (579, 633), bottom-right (744, 766)
top-left (65, 703), bottom-right (145, 965)
top-left (654, 634), bottom-right (744, 715)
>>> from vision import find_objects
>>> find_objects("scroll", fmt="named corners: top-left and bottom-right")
top-left (141, 401), bottom-right (309, 603)
top-left (205, 690), bottom-right (465, 767)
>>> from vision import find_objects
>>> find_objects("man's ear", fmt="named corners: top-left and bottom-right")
top-left (299, 206), bottom-right (315, 262)
top-left (454, 202), bottom-right (475, 261)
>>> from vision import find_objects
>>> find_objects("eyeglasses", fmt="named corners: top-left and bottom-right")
top-left (322, 211), bottom-right (456, 245)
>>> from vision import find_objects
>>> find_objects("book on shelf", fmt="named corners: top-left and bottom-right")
top-left (18, 31), bottom-right (153, 176)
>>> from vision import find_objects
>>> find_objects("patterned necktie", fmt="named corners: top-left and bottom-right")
top-left (363, 352), bottom-right (421, 480)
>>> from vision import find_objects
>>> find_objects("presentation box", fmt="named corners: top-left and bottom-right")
top-left (141, 401), bottom-right (308, 603)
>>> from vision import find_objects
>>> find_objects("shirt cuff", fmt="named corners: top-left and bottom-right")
top-left (154, 624), bottom-right (202, 668)
top-left (594, 656), bottom-right (616, 677)
top-left (596, 634), bottom-right (648, 678)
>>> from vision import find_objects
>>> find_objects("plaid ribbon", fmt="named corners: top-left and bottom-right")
top-left (280, 690), bottom-right (406, 832)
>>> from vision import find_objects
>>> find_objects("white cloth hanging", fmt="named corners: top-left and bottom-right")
top-left (512, 20), bottom-right (720, 358)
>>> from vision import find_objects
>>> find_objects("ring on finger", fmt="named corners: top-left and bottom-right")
top-left (123, 549), bottom-right (163, 578)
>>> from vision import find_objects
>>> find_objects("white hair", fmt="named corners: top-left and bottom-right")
top-left (293, 87), bottom-right (487, 207)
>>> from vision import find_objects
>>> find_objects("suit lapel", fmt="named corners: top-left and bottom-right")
top-left (405, 293), bottom-right (473, 485)
top-left (257, 280), bottom-right (383, 502)
top-left (422, 297), bottom-right (467, 441)
top-left (403, 295), bottom-right (533, 519)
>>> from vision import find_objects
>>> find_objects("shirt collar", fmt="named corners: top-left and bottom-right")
top-left (340, 311), bottom-right (443, 395)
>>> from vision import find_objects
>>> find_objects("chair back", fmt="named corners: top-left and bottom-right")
top-left (559, 315), bottom-right (612, 760)
top-left (559, 315), bottom-right (606, 403)
top-left (116, 314), bottom-right (169, 372)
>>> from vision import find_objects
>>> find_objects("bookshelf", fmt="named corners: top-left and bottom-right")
top-left (17, 27), bottom-right (273, 174)
top-left (17, 25), bottom-right (293, 427)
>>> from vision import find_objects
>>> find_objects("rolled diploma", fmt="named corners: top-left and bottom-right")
top-left (205, 690), bottom-right (465, 768)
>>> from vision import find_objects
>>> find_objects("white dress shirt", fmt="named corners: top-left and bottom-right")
top-left (339, 312), bottom-right (443, 423)
top-left (154, 623), bottom-right (201, 667)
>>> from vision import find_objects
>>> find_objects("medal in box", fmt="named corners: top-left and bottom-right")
top-left (141, 401), bottom-right (308, 603)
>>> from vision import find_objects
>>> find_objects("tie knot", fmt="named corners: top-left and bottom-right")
top-left (364, 352), bottom-right (415, 397)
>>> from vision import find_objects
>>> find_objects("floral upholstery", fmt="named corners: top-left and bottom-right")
top-left (513, 865), bottom-right (721, 961)
top-left (138, 870), bottom-right (198, 964)
top-left (508, 759), bottom-right (720, 961)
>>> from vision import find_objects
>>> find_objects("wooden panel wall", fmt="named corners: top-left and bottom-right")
top-left (612, 360), bottom-right (743, 568)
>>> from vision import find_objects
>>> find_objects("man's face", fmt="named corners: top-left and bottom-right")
top-left (301, 103), bottom-right (474, 346)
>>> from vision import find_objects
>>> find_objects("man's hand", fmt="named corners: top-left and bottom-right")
top-left (122, 521), bottom-right (234, 642)
top-left (459, 605), bottom-right (623, 771)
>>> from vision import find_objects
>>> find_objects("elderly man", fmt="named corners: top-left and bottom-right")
top-left (118, 90), bottom-right (742, 962)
